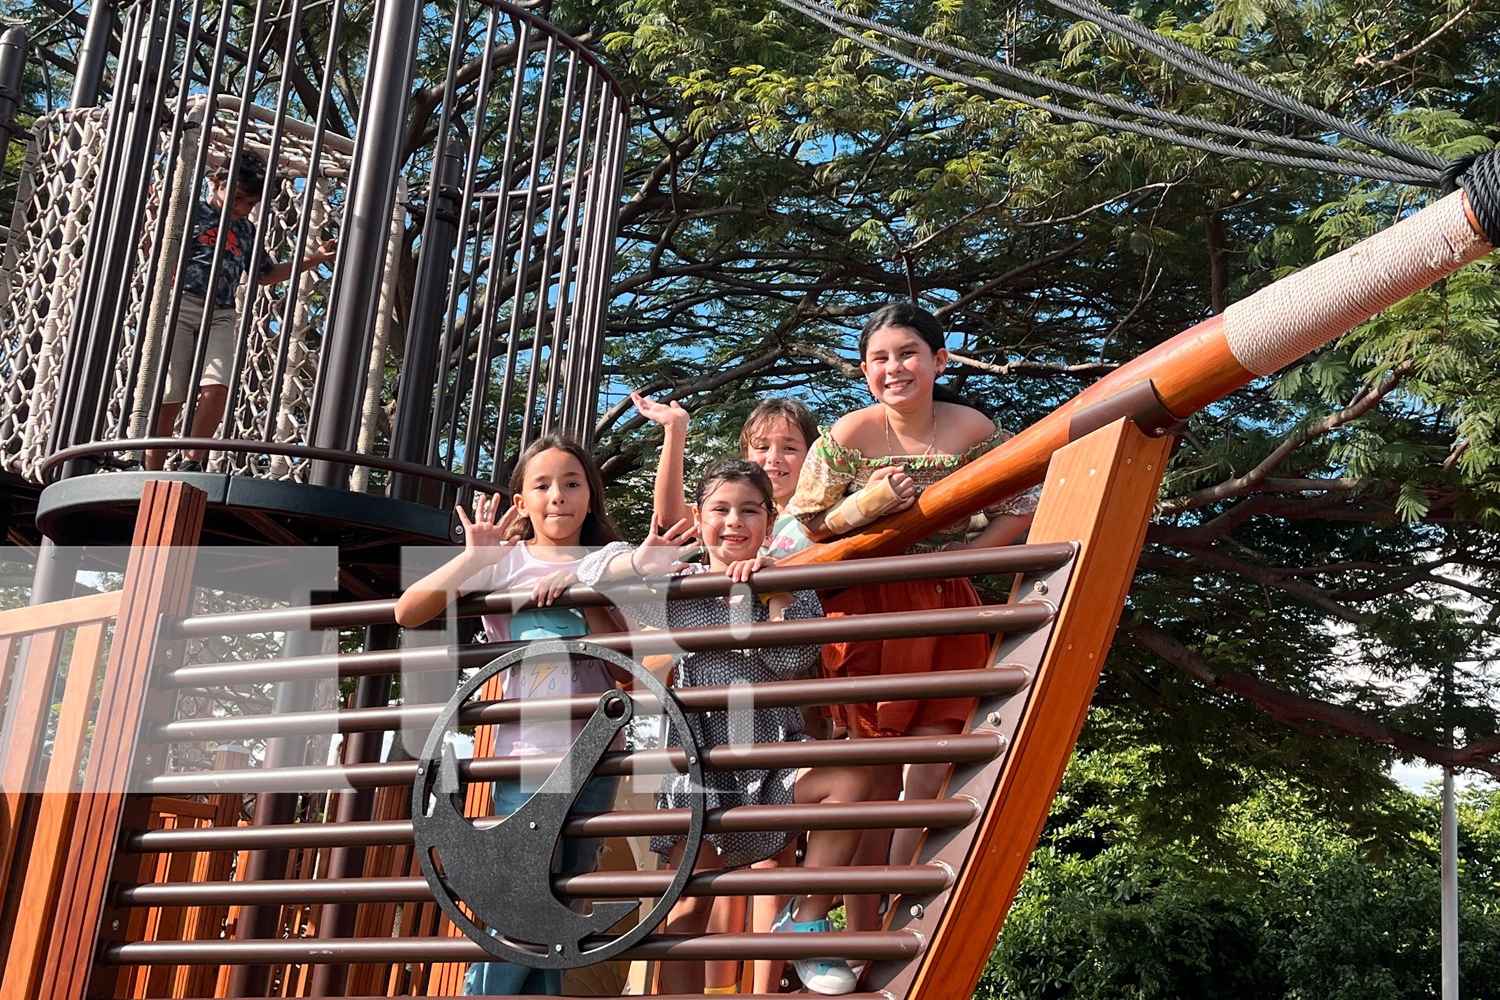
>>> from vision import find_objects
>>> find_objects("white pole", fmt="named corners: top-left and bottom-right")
top-left (1442, 767), bottom-right (1459, 1000)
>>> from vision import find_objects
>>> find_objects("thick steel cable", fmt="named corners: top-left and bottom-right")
top-left (778, 0), bottom-right (1439, 185)
top-left (781, 0), bottom-right (1432, 181)
top-left (1044, 0), bottom-right (1447, 172)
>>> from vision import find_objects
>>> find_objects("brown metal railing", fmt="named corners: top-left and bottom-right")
top-left (124, 799), bottom-right (982, 853)
top-left (162, 544), bottom-right (1075, 637)
top-left (81, 536), bottom-right (1069, 996)
top-left (7, 413), bottom-right (1174, 1000)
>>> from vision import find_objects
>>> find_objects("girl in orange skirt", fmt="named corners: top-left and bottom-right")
top-left (785, 301), bottom-right (1037, 931)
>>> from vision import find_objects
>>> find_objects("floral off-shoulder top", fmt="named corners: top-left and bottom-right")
top-left (785, 428), bottom-right (1040, 552)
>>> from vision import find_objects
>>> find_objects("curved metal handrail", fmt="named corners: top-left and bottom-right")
top-left (480, 0), bottom-right (629, 103)
top-left (39, 437), bottom-right (503, 495)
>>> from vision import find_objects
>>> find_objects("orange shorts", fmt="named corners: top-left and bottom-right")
top-left (819, 577), bottom-right (990, 738)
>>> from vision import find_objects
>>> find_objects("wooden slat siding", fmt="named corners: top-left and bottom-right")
top-left (137, 806), bottom-right (207, 999)
top-left (0, 589), bottom-right (124, 853)
top-left (121, 812), bottom-right (171, 1000)
top-left (34, 481), bottom-right (207, 1000)
top-left (0, 628), bottom-right (62, 909)
top-left (344, 784), bottom-right (415, 997)
top-left (0, 634), bottom-right (15, 721)
top-left (905, 418), bottom-right (1171, 1000)
top-left (400, 844), bottom-right (448, 997)
top-left (0, 632), bottom-right (19, 960)
top-left (0, 592), bottom-right (125, 640)
top-left (215, 846), bottom-right (253, 998)
top-left (1, 622), bottom-right (110, 999)
top-left (175, 746), bottom-right (249, 999)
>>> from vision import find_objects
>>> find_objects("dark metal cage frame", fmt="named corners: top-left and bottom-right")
top-left (0, 0), bottom-right (628, 512)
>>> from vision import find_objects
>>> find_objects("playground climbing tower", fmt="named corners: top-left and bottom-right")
top-left (0, 0), bottom-right (627, 596)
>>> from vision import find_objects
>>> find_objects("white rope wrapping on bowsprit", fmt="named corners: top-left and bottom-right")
top-left (1223, 192), bottom-right (1493, 376)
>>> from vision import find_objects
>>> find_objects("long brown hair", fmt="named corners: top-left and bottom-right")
top-left (504, 433), bottom-right (622, 546)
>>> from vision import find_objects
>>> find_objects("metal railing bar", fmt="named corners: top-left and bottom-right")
top-left (143, 733), bottom-right (1005, 794)
top-left (168, 544), bottom-right (1075, 637)
top-left (40, 437), bottom-right (501, 490)
top-left (99, 930), bottom-right (925, 964)
top-left (161, 603), bottom-right (1054, 688)
top-left (113, 864), bottom-right (951, 907)
top-left (152, 668), bottom-right (1027, 742)
top-left (124, 798), bottom-right (981, 854)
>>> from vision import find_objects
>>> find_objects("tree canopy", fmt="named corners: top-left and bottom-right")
top-left (5, 0), bottom-right (1500, 991)
top-left (577, 0), bottom-right (1500, 826)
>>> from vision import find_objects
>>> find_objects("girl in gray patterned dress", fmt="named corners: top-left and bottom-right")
top-left (578, 458), bottom-right (870, 996)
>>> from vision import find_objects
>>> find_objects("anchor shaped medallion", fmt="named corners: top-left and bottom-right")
top-left (414, 640), bottom-right (705, 969)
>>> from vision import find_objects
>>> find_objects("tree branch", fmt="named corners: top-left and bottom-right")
top-left (1142, 545), bottom-right (1364, 623)
top-left (1126, 620), bottom-right (1500, 778)
top-left (947, 352), bottom-right (1120, 379)
top-left (1163, 361), bottom-right (1412, 514)
top-left (934, 234), bottom-right (1090, 319)
top-left (1355, 1), bottom-right (1479, 69)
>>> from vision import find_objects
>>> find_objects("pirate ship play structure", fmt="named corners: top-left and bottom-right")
top-left (1, 0), bottom-right (1497, 997)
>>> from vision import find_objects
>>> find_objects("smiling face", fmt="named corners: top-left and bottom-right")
top-left (697, 479), bottom-right (772, 569)
top-left (513, 448), bottom-right (590, 547)
top-left (744, 417), bottom-right (809, 508)
top-left (861, 325), bottom-right (947, 409)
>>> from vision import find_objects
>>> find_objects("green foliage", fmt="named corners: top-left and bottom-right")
top-left (978, 738), bottom-right (1500, 999)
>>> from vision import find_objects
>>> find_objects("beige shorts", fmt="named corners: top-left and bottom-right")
top-left (164, 292), bottom-right (237, 404)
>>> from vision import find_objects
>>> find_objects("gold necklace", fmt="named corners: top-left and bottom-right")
top-left (885, 404), bottom-right (938, 457)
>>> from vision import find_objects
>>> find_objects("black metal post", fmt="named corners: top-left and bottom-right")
top-left (70, 2), bottom-right (115, 108)
top-left (308, 0), bottom-right (421, 489)
top-left (58, 3), bottom-right (170, 478)
top-left (28, 538), bottom-right (80, 604)
top-left (389, 136), bottom-right (463, 503)
top-left (0, 28), bottom-right (26, 171)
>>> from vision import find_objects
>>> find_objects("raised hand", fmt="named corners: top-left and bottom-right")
top-left (632, 391), bottom-right (690, 430)
top-left (457, 492), bottom-right (521, 558)
top-left (631, 514), bottom-right (698, 576)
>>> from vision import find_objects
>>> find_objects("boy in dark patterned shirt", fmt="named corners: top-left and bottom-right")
top-left (146, 150), bottom-right (337, 470)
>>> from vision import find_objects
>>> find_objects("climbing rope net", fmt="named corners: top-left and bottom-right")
top-left (0, 98), bottom-right (354, 482)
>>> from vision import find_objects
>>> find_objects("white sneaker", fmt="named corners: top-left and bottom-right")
top-left (771, 901), bottom-right (859, 996)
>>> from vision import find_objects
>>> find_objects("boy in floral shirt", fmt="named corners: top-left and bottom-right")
top-left (146, 150), bottom-right (336, 470)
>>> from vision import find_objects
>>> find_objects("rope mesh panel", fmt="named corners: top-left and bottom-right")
top-left (0, 110), bottom-right (108, 480)
top-left (0, 101), bottom-right (354, 482)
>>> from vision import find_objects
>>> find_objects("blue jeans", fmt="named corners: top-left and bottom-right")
top-left (461, 776), bottom-right (619, 996)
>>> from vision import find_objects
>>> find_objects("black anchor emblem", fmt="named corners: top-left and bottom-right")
top-left (413, 640), bottom-right (704, 968)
